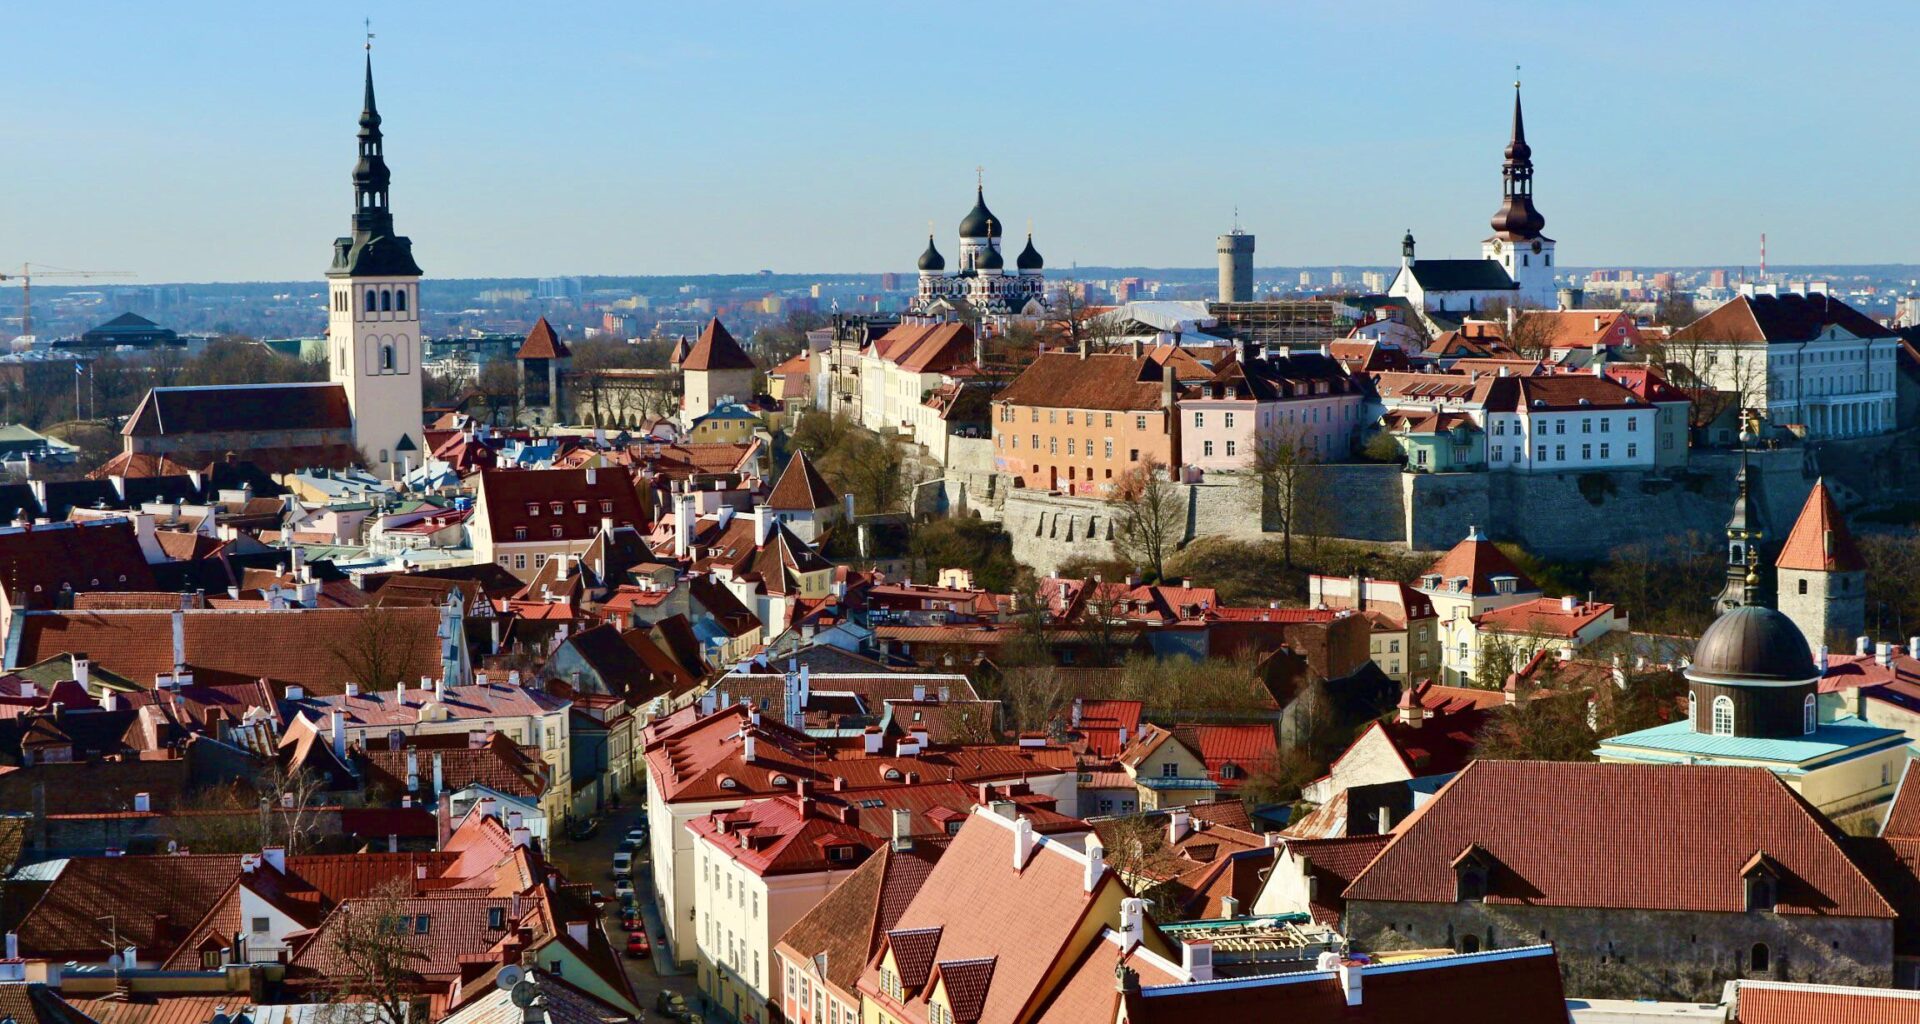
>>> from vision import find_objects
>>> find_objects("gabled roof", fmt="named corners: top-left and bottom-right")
top-left (1776, 478), bottom-right (1865, 574)
top-left (871, 322), bottom-right (975, 374)
top-left (515, 318), bottom-right (572, 360)
top-left (993, 352), bottom-right (1170, 412)
top-left (690, 795), bottom-right (884, 876)
top-left (1282, 833), bottom-right (1392, 924)
top-left (1473, 597), bottom-right (1613, 638)
top-left (1405, 259), bottom-right (1516, 293)
top-left (1729, 980), bottom-right (1920, 1024)
top-left (122, 383), bottom-right (352, 438)
top-left (767, 451), bottom-right (839, 512)
top-left (0, 520), bottom-right (157, 608)
top-left (681, 318), bottom-right (757, 371)
top-left (1671, 293), bottom-right (1895, 345)
top-left (1344, 761), bottom-right (1894, 918)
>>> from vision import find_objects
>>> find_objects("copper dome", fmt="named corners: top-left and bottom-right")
top-left (1687, 606), bottom-right (1817, 684)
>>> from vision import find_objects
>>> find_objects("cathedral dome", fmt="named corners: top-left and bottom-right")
top-left (978, 244), bottom-right (1005, 271)
top-left (918, 235), bottom-right (945, 272)
top-left (1016, 233), bottom-right (1044, 271)
top-left (959, 187), bottom-right (1000, 239)
top-left (1688, 606), bottom-right (1818, 685)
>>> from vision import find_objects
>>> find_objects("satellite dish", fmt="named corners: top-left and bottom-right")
top-left (509, 980), bottom-right (538, 1008)
top-left (495, 965), bottom-right (524, 991)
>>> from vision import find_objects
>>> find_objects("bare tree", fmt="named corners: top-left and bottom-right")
top-left (1649, 333), bottom-right (1763, 437)
top-left (328, 606), bottom-right (427, 692)
top-left (323, 880), bottom-right (427, 1024)
top-left (1250, 430), bottom-right (1324, 570)
top-left (474, 359), bottom-right (523, 427)
top-left (1043, 287), bottom-right (1121, 355)
top-left (169, 763), bottom-right (331, 854)
top-left (1503, 308), bottom-right (1555, 360)
top-left (1109, 459), bottom-right (1186, 582)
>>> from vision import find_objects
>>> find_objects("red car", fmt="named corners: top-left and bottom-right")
top-left (626, 933), bottom-right (652, 958)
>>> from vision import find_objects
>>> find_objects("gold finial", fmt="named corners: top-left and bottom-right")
top-left (975, 165), bottom-right (984, 189)
top-left (365, 17), bottom-right (375, 52)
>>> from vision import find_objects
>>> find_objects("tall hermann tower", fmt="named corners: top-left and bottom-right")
top-left (1217, 224), bottom-right (1254, 303)
top-left (327, 48), bottom-right (424, 476)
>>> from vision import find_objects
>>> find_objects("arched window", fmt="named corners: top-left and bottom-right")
top-left (1804, 694), bottom-right (1817, 735)
top-left (365, 289), bottom-right (377, 313)
top-left (1712, 696), bottom-right (1735, 737)
top-left (380, 290), bottom-right (393, 312)
top-left (1750, 943), bottom-right (1770, 973)
top-left (1688, 692), bottom-right (1697, 728)
top-left (1459, 934), bottom-right (1479, 954)
top-left (381, 345), bottom-right (394, 372)
top-left (395, 288), bottom-right (408, 313)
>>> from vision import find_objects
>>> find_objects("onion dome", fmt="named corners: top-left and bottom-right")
top-left (1488, 84), bottom-right (1546, 240)
top-left (959, 186), bottom-right (1000, 239)
top-left (978, 243), bottom-right (1005, 271)
top-left (917, 234), bottom-right (945, 272)
top-left (1688, 606), bottom-right (1818, 684)
top-left (1016, 232), bottom-right (1044, 271)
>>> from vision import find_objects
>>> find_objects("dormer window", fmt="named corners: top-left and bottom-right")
top-left (1453, 846), bottom-right (1493, 902)
top-left (527, 503), bottom-right (540, 517)
top-left (827, 844), bottom-right (856, 863)
top-left (550, 502), bottom-right (564, 515)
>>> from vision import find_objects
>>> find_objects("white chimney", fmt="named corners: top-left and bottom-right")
top-left (345, 682), bottom-right (360, 698)
top-left (1083, 836), bottom-right (1105, 892)
top-left (1878, 642), bottom-right (1893, 667)
top-left (511, 825), bottom-right (532, 849)
top-left (1168, 806), bottom-right (1190, 844)
top-left (508, 810), bottom-right (524, 831)
top-left (1859, 636), bottom-right (1873, 656)
top-left (1118, 897), bottom-right (1146, 951)
top-left (1338, 960), bottom-right (1363, 1006)
top-left (6, 932), bottom-right (18, 959)
top-left (1071, 698), bottom-right (1083, 727)
top-left (1011, 815), bottom-right (1035, 870)
top-left (18, 682), bottom-right (33, 700)
top-left (1181, 941), bottom-right (1214, 983)
top-left (133, 792), bottom-right (151, 813)
top-left (433, 752), bottom-right (444, 796)
top-left (261, 846), bottom-right (286, 873)
top-left (73, 657), bottom-right (91, 691)
top-left (1220, 895), bottom-right (1240, 917)
top-left (1561, 594), bottom-right (1577, 612)
top-left (406, 750), bottom-right (420, 792)
top-left (171, 608), bottom-right (186, 671)
top-left (585, 467), bottom-right (597, 486)
top-left (751, 506), bottom-right (775, 547)
top-left (286, 685), bottom-right (304, 701)
top-left (1377, 805), bottom-right (1393, 834)
top-left (863, 728), bottom-right (883, 755)
top-left (891, 808), bottom-right (913, 851)
top-left (101, 690), bottom-right (118, 712)
top-left (396, 681), bottom-right (406, 705)
top-left (743, 733), bottom-right (758, 762)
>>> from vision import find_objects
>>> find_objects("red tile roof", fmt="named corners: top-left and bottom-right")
top-left (1346, 761), bottom-right (1894, 918)
top-left (1472, 597), bottom-right (1613, 638)
top-left (1776, 478), bottom-right (1865, 573)
top-left (122, 383), bottom-right (352, 438)
top-left (0, 520), bottom-right (158, 609)
top-left (1516, 309), bottom-right (1642, 349)
top-left (858, 810), bottom-right (1118, 1024)
top-left (690, 795), bottom-right (885, 876)
top-left (1172, 723), bottom-right (1277, 788)
top-left (993, 352), bottom-right (1169, 413)
top-left (1284, 833), bottom-right (1391, 924)
top-left (872, 322), bottom-right (975, 374)
top-left (515, 318), bottom-right (572, 360)
top-left (1732, 981), bottom-right (1920, 1024)
top-left (681, 318), bottom-right (757, 371)
top-left (767, 451), bottom-right (839, 512)
top-left (1671, 293), bottom-right (1895, 345)
top-left (10, 606), bottom-right (446, 696)
top-left (1419, 533), bottom-right (1538, 597)
top-left (475, 468), bottom-right (648, 544)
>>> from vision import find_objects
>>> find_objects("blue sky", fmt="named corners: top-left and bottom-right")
top-left (7, 1), bottom-right (1917, 282)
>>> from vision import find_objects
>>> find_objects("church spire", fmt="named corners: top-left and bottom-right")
top-left (352, 52), bottom-right (394, 238)
top-left (1489, 75), bottom-right (1546, 242)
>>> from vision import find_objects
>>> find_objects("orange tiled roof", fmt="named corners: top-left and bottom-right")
top-left (1776, 478), bottom-right (1866, 573)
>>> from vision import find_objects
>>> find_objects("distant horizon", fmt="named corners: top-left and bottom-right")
top-left (11, 2), bottom-right (1920, 280)
top-left (32, 262), bottom-right (1920, 292)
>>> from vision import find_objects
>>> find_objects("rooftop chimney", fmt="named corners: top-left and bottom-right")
top-left (1084, 835), bottom-right (1105, 892)
top-left (1377, 805), bottom-right (1393, 834)
top-left (511, 825), bottom-right (532, 849)
top-left (1119, 897), bottom-right (1146, 951)
top-left (331, 708), bottom-right (346, 760)
top-left (73, 657), bottom-right (91, 691)
top-left (1011, 815), bottom-right (1036, 870)
top-left (433, 752), bottom-right (444, 797)
top-left (1181, 941), bottom-right (1215, 982)
top-left (1561, 594), bottom-right (1577, 612)
top-left (1859, 636), bottom-right (1872, 656)
top-left (133, 792), bottom-right (151, 813)
top-left (261, 846), bottom-right (286, 873)
top-left (1878, 642), bottom-right (1893, 667)
top-left (1168, 806), bottom-right (1190, 844)
top-left (891, 808), bottom-right (913, 851)
top-left (1338, 959), bottom-right (1363, 1007)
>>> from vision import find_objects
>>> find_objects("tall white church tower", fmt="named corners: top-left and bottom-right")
top-left (326, 50), bottom-right (424, 475)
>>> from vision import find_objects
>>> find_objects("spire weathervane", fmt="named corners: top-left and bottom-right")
top-left (366, 17), bottom-right (375, 52)
top-left (1514, 64), bottom-right (1520, 89)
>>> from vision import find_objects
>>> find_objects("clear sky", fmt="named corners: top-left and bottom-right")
top-left (8, 1), bottom-right (1917, 282)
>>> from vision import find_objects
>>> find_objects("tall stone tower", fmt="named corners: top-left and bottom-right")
top-left (326, 51), bottom-right (425, 476)
top-left (1217, 228), bottom-right (1254, 303)
top-left (1775, 478), bottom-right (1867, 652)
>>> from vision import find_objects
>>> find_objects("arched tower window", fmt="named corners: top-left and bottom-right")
top-left (1803, 694), bottom-right (1817, 735)
top-left (381, 344), bottom-right (394, 372)
top-left (1688, 692), bottom-right (1697, 728)
top-left (365, 289), bottom-right (377, 313)
top-left (1750, 943), bottom-right (1770, 973)
top-left (395, 288), bottom-right (408, 313)
top-left (1712, 696), bottom-right (1735, 737)
top-left (380, 290), bottom-right (392, 312)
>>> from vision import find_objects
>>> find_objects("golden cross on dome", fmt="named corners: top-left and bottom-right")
top-left (975, 165), bottom-right (984, 188)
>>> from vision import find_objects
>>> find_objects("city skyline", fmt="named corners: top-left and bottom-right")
top-left (11, 2), bottom-right (1920, 282)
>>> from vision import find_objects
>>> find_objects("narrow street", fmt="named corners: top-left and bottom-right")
top-left (547, 806), bottom-right (698, 1020)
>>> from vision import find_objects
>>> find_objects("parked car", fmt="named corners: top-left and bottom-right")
top-left (626, 933), bottom-right (652, 958)
top-left (611, 851), bottom-right (632, 876)
top-left (626, 827), bottom-right (646, 846)
top-left (655, 993), bottom-right (690, 1019)
top-left (615, 882), bottom-right (635, 902)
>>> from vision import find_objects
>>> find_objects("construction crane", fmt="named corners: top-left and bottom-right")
top-left (0, 263), bottom-right (135, 337)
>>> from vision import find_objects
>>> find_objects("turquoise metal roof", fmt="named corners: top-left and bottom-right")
top-left (1597, 715), bottom-right (1908, 769)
